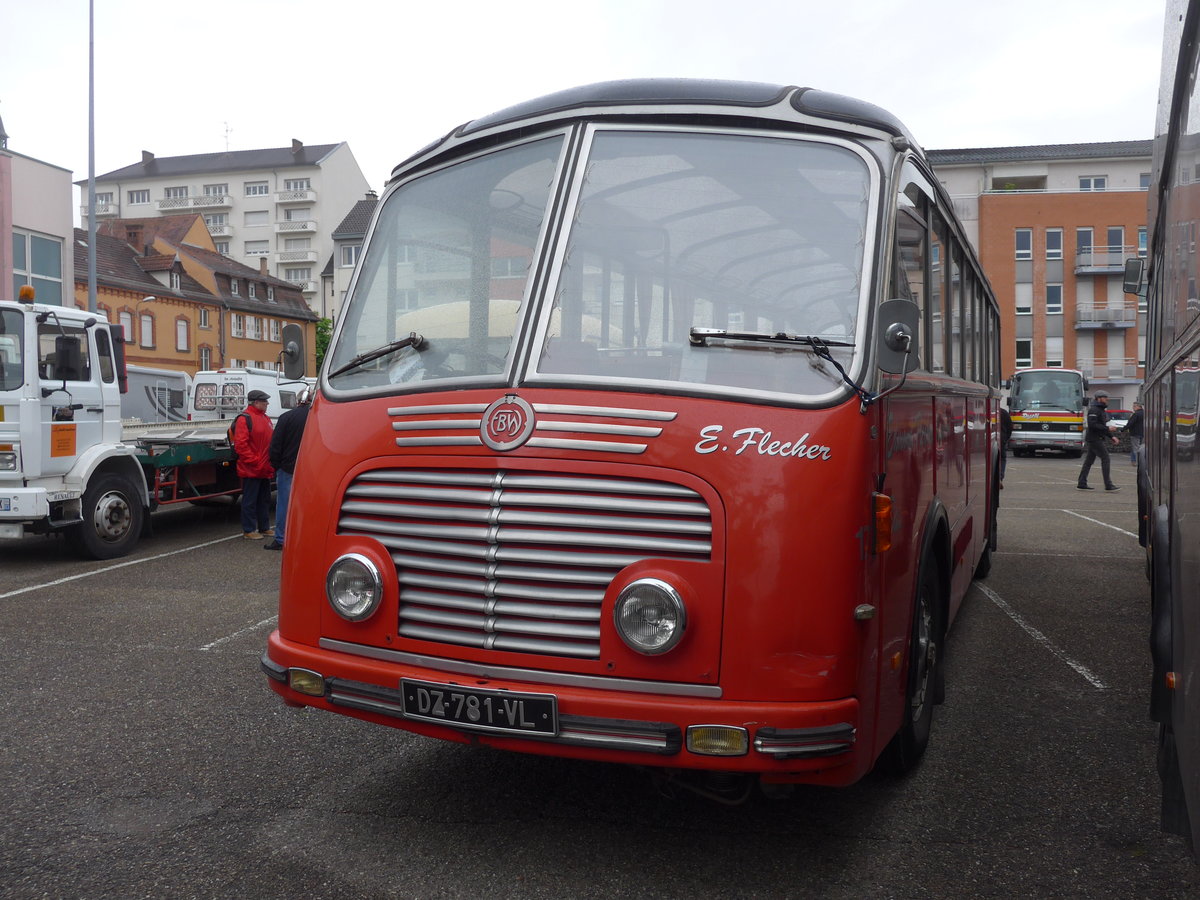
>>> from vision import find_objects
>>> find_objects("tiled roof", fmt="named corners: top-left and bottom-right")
top-left (927, 140), bottom-right (1153, 166)
top-left (90, 141), bottom-right (342, 182)
top-left (137, 254), bottom-right (177, 273)
top-left (332, 195), bottom-right (378, 238)
top-left (72, 228), bottom-right (194, 300)
top-left (174, 244), bottom-right (318, 321)
top-left (98, 215), bottom-right (201, 248)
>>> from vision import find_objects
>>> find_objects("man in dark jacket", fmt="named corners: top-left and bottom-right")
top-left (1077, 390), bottom-right (1120, 491)
top-left (1123, 401), bottom-right (1145, 465)
top-left (263, 387), bottom-right (311, 551)
top-left (999, 407), bottom-right (1013, 481)
top-left (233, 390), bottom-right (275, 538)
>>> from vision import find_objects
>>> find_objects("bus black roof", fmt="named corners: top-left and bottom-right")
top-left (458, 78), bottom-right (914, 141)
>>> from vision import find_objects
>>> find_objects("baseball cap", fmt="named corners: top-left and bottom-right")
top-left (247, 390), bottom-right (270, 402)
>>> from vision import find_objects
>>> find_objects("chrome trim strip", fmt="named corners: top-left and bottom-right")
top-left (530, 403), bottom-right (677, 420)
top-left (392, 419), bottom-right (481, 431)
top-left (388, 404), bottom-right (489, 416)
top-left (524, 437), bottom-right (646, 453)
top-left (536, 421), bottom-right (663, 437)
top-left (318, 638), bottom-right (723, 698)
top-left (395, 436), bottom-right (485, 447)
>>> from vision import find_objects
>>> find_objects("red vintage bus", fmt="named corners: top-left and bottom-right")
top-left (263, 80), bottom-right (1001, 795)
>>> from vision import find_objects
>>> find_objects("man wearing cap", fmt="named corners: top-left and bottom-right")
top-left (1077, 390), bottom-right (1120, 492)
top-left (232, 390), bottom-right (276, 538)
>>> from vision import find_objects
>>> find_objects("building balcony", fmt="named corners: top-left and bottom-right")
top-left (155, 196), bottom-right (192, 212)
top-left (1075, 304), bottom-right (1139, 329)
top-left (285, 280), bottom-right (318, 294)
top-left (81, 201), bottom-right (119, 218)
top-left (274, 189), bottom-right (318, 204)
top-left (1075, 245), bottom-right (1135, 275)
top-left (275, 249), bottom-right (319, 264)
top-left (207, 223), bottom-right (234, 237)
top-left (275, 220), bottom-right (317, 234)
top-left (193, 193), bottom-right (233, 209)
top-left (1077, 357), bottom-right (1141, 380)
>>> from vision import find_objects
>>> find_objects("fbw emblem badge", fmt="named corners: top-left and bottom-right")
top-left (481, 395), bottom-right (535, 451)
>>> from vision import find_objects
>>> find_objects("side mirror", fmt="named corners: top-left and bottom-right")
top-left (875, 299), bottom-right (920, 375)
top-left (280, 323), bottom-right (306, 380)
top-left (1123, 258), bottom-right (1145, 295)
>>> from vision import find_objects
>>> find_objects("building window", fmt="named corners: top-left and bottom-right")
top-left (1107, 226), bottom-right (1124, 253)
top-left (199, 346), bottom-right (212, 369)
top-left (95, 191), bottom-right (113, 205)
top-left (249, 316), bottom-right (262, 340)
top-left (270, 319), bottom-right (281, 342)
top-left (231, 278), bottom-right (240, 296)
top-left (118, 311), bottom-right (133, 342)
top-left (1045, 337), bottom-right (1064, 367)
top-left (267, 286), bottom-right (275, 301)
top-left (231, 313), bottom-right (245, 337)
top-left (139, 313), bottom-right (155, 348)
top-left (214, 241), bottom-right (230, 255)
top-left (204, 213), bottom-right (227, 228)
top-left (163, 186), bottom-right (189, 199)
top-left (340, 244), bottom-right (361, 267)
top-left (176, 318), bottom-right (189, 352)
top-left (1015, 339), bottom-right (1033, 369)
top-left (1015, 228), bottom-right (1032, 260)
top-left (199, 308), bottom-right (210, 328)
top-left (245, 240), bottom-right (270, 257)
top-left (11, 230), bottom-right (63, 306)
top-left (1079, 176), bottom-right (1107, 192)
top-left (248, 282), bottom-right (257, 299)
top-left (1045, 229), bottom-right (1063, 260)
top-left (1140, 172), bottom-right (1152, 189)
top-left (244, 210), bottom-right (269, 227)
top-left (245, 181), bottom-right (269, 196)
top-left (128, 189), bottom-right (150, 205)
top-left (285, 237), bottom-right (311, 250)
top-left (285, 267), bottom-right (312, 284)
top-left (285, 178), bottom-right (311, 191)
top-left (170, 271), bottom-right (180, 291)
top-left (1139, 227), bottom-right (1148, 258)
top-left (203, 183), bottom-right (228, 197)
top-left (1046, 284), bottom-right (1063, 315)
top-left (285, 207), bottom-right (312, 223)
top-left (1015, 283), bottom-right (1033, 316)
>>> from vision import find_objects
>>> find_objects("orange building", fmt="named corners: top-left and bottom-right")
top-left (929, 141), bottom-right (1151, 408)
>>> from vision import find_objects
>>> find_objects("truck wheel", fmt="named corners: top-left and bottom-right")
top-left (879, 559), bottom-right (941, 775)
top-left (67, 474), bottom-right (145, 560)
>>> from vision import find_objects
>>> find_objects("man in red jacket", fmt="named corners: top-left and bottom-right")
top-left (232, 389), bottom-right (276, 539)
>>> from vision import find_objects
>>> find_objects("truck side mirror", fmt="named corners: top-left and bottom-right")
top-left (280, 323), bottom-right (306, 380)
top-left (875, 299), bottom-right (920, 375)
top-left (1123, 258), bottom-right (1144, 295)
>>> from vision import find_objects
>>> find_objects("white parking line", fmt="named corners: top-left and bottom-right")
top-left (974, 582), bottom-right (1108, 690)
top-left (1061, 509), bottom-right (1139, 540)
top-left (0, 534), bottom-right (241, 600)
top-left (201, 615), bottom-right (278, 651)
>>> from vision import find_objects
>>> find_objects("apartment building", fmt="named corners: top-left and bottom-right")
top-left (1, 115), bottom-right (74, 306)
top-left (929, 141), bottom-right (1152, 408)
top-left (84, 215), bottom-right (318, 374)
top-left (80, 140), bottom-right (371, 315)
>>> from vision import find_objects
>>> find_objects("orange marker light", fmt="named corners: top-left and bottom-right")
top-left (873, 492), bottom-right (893, 553)
top-left (1166, 672), bottom-right (1178, 690)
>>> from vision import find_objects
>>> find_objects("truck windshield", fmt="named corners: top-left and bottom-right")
top-left (0, 309), bottom-right (24, 390)
top-left (327, 129), bottom-right (872, 400)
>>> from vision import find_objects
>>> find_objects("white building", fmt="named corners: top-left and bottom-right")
top-left (1, 115), bottom-right (74, 306)
top-left (81, 140), bottom-right (371, 314)
top-left (322, 191), bottom-right (378, 323)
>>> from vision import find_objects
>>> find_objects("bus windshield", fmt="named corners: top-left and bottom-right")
top-left (328, 129), bottom-right (873, 400)
top-left (1011, 370), bottom-right (1085, 412)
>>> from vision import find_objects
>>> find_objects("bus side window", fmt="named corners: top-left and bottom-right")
top-left (930, 213), bottom-right (948, 374)
top-left (893, 194), bottom-right (929, 370)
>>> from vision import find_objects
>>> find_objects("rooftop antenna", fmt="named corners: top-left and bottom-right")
top-left (224, 121), bottom-right (233, 151)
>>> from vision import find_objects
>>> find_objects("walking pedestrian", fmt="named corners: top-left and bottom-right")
top-left (1077, 390), bottom-right (1120, 492)
top-left (263, 387), bottom-right (312, 551)
top-left (232, 389), bottom-right (276, 538)
top-left (1123, 401), bottom-right (1145, 465)
top-left (999, 406), bottom-right (1013, 482)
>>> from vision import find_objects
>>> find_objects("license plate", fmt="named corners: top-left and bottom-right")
top-left (400, 679), bottom-right (558, 736)
top-left (0, 498), bottom-right (10, 511)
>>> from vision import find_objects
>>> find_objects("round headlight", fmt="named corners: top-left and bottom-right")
top-left (326, 553), bottom-right (382, 621)
top-left (614, 578), bottom-right (686, 655)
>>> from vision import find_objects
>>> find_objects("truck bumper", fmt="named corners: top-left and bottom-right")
top-left (263, 631), bottom-right (866, 784)
top-left (0, 486), bottom-right (75, 535)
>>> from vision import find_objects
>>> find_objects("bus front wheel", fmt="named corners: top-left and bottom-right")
top-left (880, 559), bottom-right (941, 775)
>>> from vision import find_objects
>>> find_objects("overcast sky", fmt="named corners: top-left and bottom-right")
top-left (0, 0), bottom-right (1168, 208)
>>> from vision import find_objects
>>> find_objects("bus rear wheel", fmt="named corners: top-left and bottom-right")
top-left (880, 560), bottom-right (940, 774)
top-left (66, 473), bottom-right (145, 560)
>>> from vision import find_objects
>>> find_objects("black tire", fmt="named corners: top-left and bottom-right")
top-left (880, 559), bottom-right (940, 774)
top-left (973, 543), bottom-right (992, 579)
top-left (66, 473), bottom-right (145, 560)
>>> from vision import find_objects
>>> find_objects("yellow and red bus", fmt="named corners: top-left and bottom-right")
top-left (1006, 367), bottom-right (1087, 458)
top-left (263, 80), bottom-right (1001, 795)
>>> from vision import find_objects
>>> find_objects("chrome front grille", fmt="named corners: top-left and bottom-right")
top-left (338, 469), bottom-right (713, 659)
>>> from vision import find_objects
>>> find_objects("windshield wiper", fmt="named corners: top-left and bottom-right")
top-left (688, 327), bottom-right (855, 350)
top-left (328, 332), bottom-right (426, 379)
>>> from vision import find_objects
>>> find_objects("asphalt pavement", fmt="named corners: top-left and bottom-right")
top-left (0, 457), bottom-right (1197, 899)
